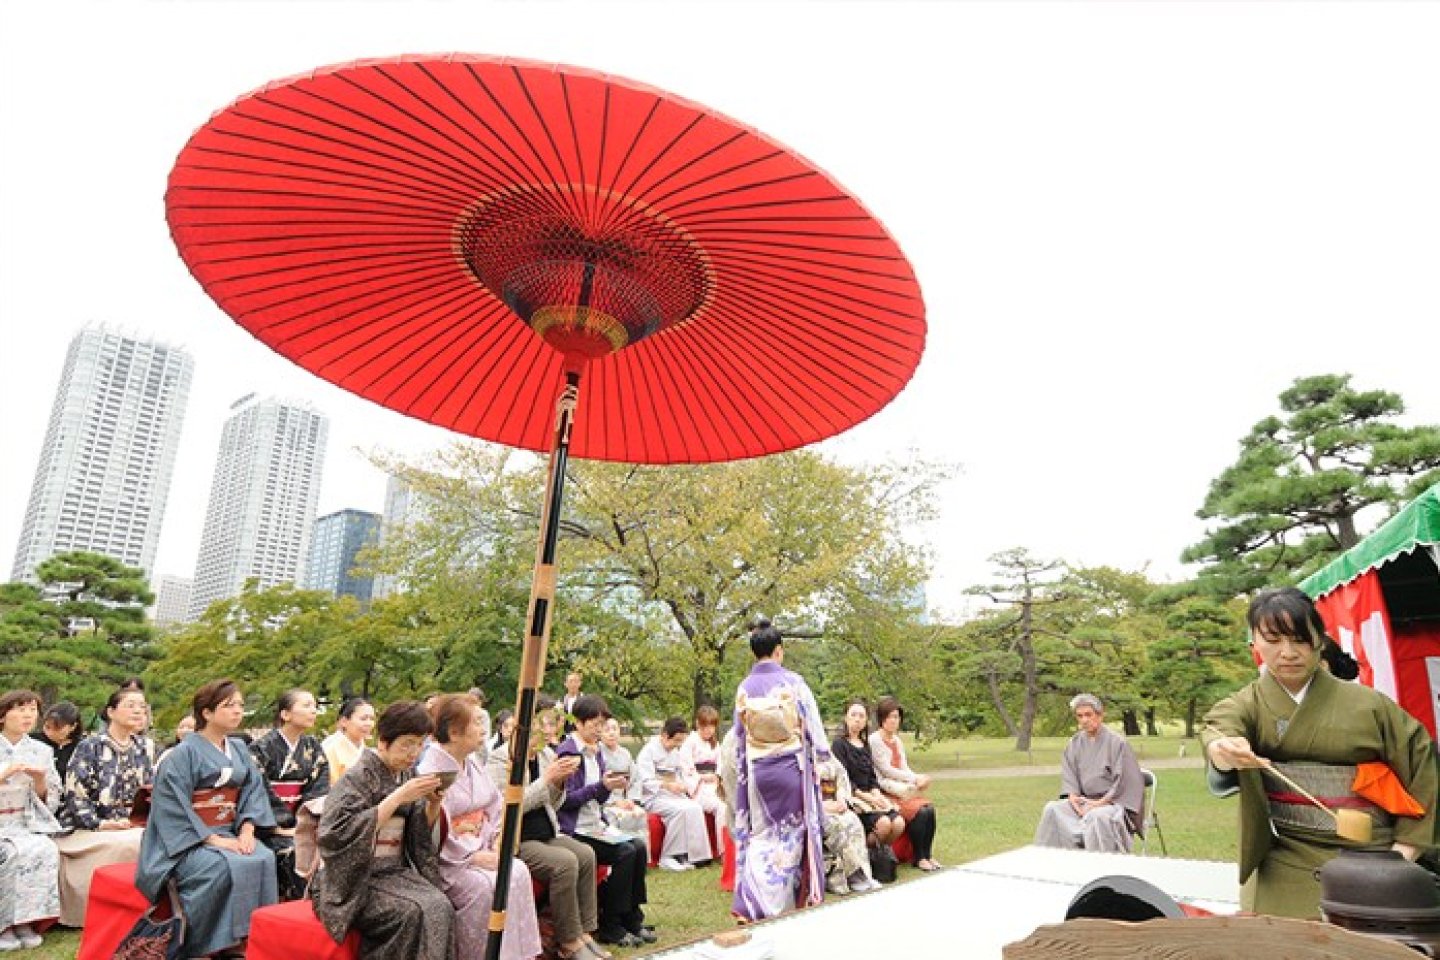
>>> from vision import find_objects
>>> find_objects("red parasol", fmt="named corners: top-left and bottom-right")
top-left (166, 54), bottom-right (924, 957)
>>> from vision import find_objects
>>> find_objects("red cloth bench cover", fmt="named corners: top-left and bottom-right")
top-left (891, 832), bottom-right (914, 865)
top-left (719, 827), bottom-right (735, 892)
top-left (646, 811), bottom-right (721, 867)
top-left (76, 862), bottom-right (166, 960)
top-left (245, 899), bottom-right (360, 960)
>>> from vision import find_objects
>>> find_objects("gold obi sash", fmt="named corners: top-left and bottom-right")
top-left (1264, 761), bottom-right (1392, 837)
top-left (374, 815), bottom-right (406, 858)
top-left (739, 690), bottom-right (800, 758)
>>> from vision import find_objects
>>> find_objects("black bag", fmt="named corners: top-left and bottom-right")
top-left (869, 844), bottom-right (898, 884)
top-left (114, 907), bottom-right (185, 960)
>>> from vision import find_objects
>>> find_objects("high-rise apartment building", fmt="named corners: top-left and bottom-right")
top-left (11, 329), bottom-right (194, 582)
top-left (152, 574), bottom-right (195, 626)
top-left (302, 509), bottom-right (380, 602)
top-left (189, 395), bottom-right (328, 619)
top-left (372, 474), bottom-right (435, 600)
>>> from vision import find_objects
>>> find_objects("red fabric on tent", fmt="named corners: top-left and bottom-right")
top-left (1315, 570), bottom-right (1400, 701)
top-left (166, 55), bottom-right (926, 464)
top-left (1389, 621), bottom-right (1440, 739)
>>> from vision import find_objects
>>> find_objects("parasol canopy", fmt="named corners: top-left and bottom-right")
top-left (166, 54), bottom-right (926, 463)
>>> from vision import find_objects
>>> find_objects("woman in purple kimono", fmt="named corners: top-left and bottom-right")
top-left (730, 620), bottom-right (829, 921)
top-left (417, 694), bottom-right (542, 960)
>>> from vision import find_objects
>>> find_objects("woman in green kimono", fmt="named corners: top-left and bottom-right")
top-left (1202, 587), bottom-right (1438, 919)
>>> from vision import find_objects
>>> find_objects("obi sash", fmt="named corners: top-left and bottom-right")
top-left (128, 784), bottom-right (153, 826)
top-left (819, 777), bottom-right (838, 802)
top-left (741, 691), bottom-right (801, 753)
top-left (450, 808), bottom-right (487, 837)
top-left (374, 815), bottom-right (406, 858)
top-left (192, 785), bottom-right (240, 827)
top-left (272, 781), bottom-right (304, 813)
top-left (0, 783), bottom-right (26, 820)
top-left (694, 760), bottom-right (718, 775)
top-left (1264, 761), bottom-right (1392, 836)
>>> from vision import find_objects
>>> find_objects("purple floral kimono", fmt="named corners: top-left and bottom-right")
top-left (730, 660), bottom-right (828, 920)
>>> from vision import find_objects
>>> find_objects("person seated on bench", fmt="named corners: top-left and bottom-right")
top-left (137, 679), bottom-right (278, 959)
top-left (249, 689), bottom-right (330, 902)
top-left (1034, 693), bottom-right (1144, 853)
top-left (54, 686), bottom-right (153, 926)
top-left (831, 700), bottom-right (904, 854)
top-left (0, 688), bottom-right (63, 952)
top-left (636, 717), bottom-right (712, 871)
top-left (310, 700), bottom-right (453, 960)
top-left (680, 706), bottom-right (726, 823)
top-left (418, 694), bottom-right (541, 960)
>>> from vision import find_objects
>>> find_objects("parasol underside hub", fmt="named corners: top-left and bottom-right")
top-left (454, 182), bottom-right (713, 361)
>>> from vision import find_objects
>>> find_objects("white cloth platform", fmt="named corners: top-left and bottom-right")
top-left (653, 845), bottom-right (1239, 960)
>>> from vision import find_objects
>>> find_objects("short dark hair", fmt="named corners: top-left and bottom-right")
top-left (192, 679), bottom-right (241, 730)
top-left (377, 701), bottom-right (433, 744)
top-left (274, 689), bottom-right (312, 726)
top-left (662, 716), bottom-right (689, 739)
top-left (43, 700), bottom-right (81, 730)
top-left (571, 694), bottom-right (610, 724)
top-left (750, 619), bottom-right (782, 659)
top-left (874, 696), bottom-right (903, 727)
top-left (430, 694), bottom-right (478, 744)
top-left (337, 697), bottom-right (372, 721)
top-left (0, 690), bottom-right (41, 726)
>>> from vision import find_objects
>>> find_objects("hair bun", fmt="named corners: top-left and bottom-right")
top-left (753, 618), bottom-right (772, 630)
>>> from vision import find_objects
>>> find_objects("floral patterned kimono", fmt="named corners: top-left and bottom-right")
top-left (53, 731), bottom-right (153, 925)
top-left (417, 745), bottom-right (541, 960)
top-left (250, 729), bottom-right (330, 901)
top-left (0, 735), bottom-right (62, 931)
top-left (730, 660), bottom-right (828, 920)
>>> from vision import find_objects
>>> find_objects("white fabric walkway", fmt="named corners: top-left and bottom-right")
top-left (656, 845), bottom-right (1239, 960)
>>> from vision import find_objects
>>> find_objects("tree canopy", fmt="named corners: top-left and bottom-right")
top-left (1184, 373), bottom-right (1440, 595)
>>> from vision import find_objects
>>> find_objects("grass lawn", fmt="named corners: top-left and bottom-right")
top-left (25, 750), bottom-right (1238, 959)
top-left (905, 732), bottom-right (1203, 773)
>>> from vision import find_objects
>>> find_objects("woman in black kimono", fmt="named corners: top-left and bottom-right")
top-left (250, 689), bottom-right (330, 900)
top-left (310, 700), bottom-right (453, 960)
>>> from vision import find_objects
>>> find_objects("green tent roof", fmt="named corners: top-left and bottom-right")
top-left (1301, 484), bottom-right (1440, 599)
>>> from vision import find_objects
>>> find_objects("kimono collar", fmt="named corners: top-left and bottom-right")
top-left (570, 731), bottom-right (598, 757)
top-left (750, 660), bottom-right (785, 677)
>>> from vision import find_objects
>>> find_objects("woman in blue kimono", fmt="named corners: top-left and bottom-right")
top-left (137, 679), bottom-right (277, 959)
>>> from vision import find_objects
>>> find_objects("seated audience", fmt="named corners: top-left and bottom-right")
top-left (1034, 692), bottom-right (1144, 853)
top-left (35, 702), bottom-right (81, 783)
top-left (250, 689), bottom-right (331, 901)
top-left (137, 679), bottom-right (277, 959)
top-left (418, 694), bottom-right (541, 960)
top-left (830, 700), bottom-right (904, 852)
top-left (54, 686), bottom-right (153, 926)
top-left (490, 709), bottom-right (515, 758)
top-left (321, 698), bottom-right (375, 784)
top-left (679, 705), bottom-right (725, 821)
top-left (0, 689), bottom-right (62, 951)
top-left (869, 696), bottom-right (941, 871)
top-left (488, 708), bottom-right (607, 960)
top-left (556, 695), bottom-right (654, 948)
top-left (816, 755), bottom-right (879, 895)
top-left (598, 718), bottom-right (647, 842)
top-left (635, 717), bottom-right (711, 871)
top-left (311, 700), bottom-right (452, 959)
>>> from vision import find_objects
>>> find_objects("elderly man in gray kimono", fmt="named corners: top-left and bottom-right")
top-left (1034, 693), bottom-right (1145, 853)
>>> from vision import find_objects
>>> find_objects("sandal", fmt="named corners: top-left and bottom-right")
top-left (559, 943), bottom-right (607, 960)
top-left (583, 936), bottom-right (614, 960)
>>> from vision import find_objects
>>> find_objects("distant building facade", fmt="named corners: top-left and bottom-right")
top-left (189, 396), bottom-right (328, 619)
top-left (372, 474), bottom-right (434, 600)
top-left (12, 328), bottom-right (194, 581)
top-left (152, 574), bottom-right (195, 626)
top-left (302, 509), bottom-right (380, 602)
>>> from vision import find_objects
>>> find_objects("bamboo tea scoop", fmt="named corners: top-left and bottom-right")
top-left (1260, 763), bottom-right (1373, 843)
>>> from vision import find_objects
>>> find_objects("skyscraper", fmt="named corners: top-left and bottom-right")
top-left (189, 395), bottom-right (328, 619)
top-left (152, 574), bottom-right (195, 627)
top-left (11, 328), bottom-right (194, 582)
top-left (372, 473), bottom-right (435, 600)
top-left (302, 509), bottom-right (381, 602)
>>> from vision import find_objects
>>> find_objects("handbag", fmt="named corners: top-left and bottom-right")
top-left (868, 844), bottom-right (898, 884)
top-left (114, 883), bottom-right (186, 960)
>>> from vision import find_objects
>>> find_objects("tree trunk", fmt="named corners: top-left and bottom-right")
top-left (1184, 698), bottom-right (1198, 738)
top-left (985, 667), bottom-right (1018, 738)
top-left (1145, 707), bottom-right (1159, 737)
top-left (1337, 511), bottom-right (1360, 550)
top-left (1120, 709), bottom-right (1141, 737)
top-left (1016, 592), bottom-right (1038, 752)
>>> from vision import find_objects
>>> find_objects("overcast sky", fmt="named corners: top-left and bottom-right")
top-left (3, 1), bottom-right (1438, 619)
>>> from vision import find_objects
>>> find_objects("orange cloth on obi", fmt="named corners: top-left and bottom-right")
top-left (1352, 761), bottom-right (1426, 817)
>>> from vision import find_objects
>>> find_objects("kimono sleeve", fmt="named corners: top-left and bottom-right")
top-left (35, 741), bottom-right (62, 813)
top-left (795, 679), bottom-right (831, 762)
top-left (148, 741), bottom-right (219, 859)
top-left (62, 739), bottom-right (106, 829)
top-left (1381, 701), bottom-right (1440, 850)
top-left (1058, 737), bottom-right (1082, 798)
top-left (304, 739), bottom-right (331, 801)
top-left (634, 741), bottom-right (662, 802)
top-left (251, 735), bottom-right (297, 830)
top-left (234, 739), bottom-right (277, 831)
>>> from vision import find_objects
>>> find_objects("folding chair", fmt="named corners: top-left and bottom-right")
top-left (1137, 767), bottom-right (1167, 855)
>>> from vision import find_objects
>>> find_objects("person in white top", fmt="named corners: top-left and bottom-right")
top-left (635, 717), bottom-right (712, 871)
top-left (678, 705), bottom-right (725, 818)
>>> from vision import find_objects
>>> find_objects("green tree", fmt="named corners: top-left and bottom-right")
top-left (1184, 374), bottom-right (1440, 595)
top-left (1142, 596), bottom-right (1251, 736)
top-left (1056, 567), bottom-right (1165, 736)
